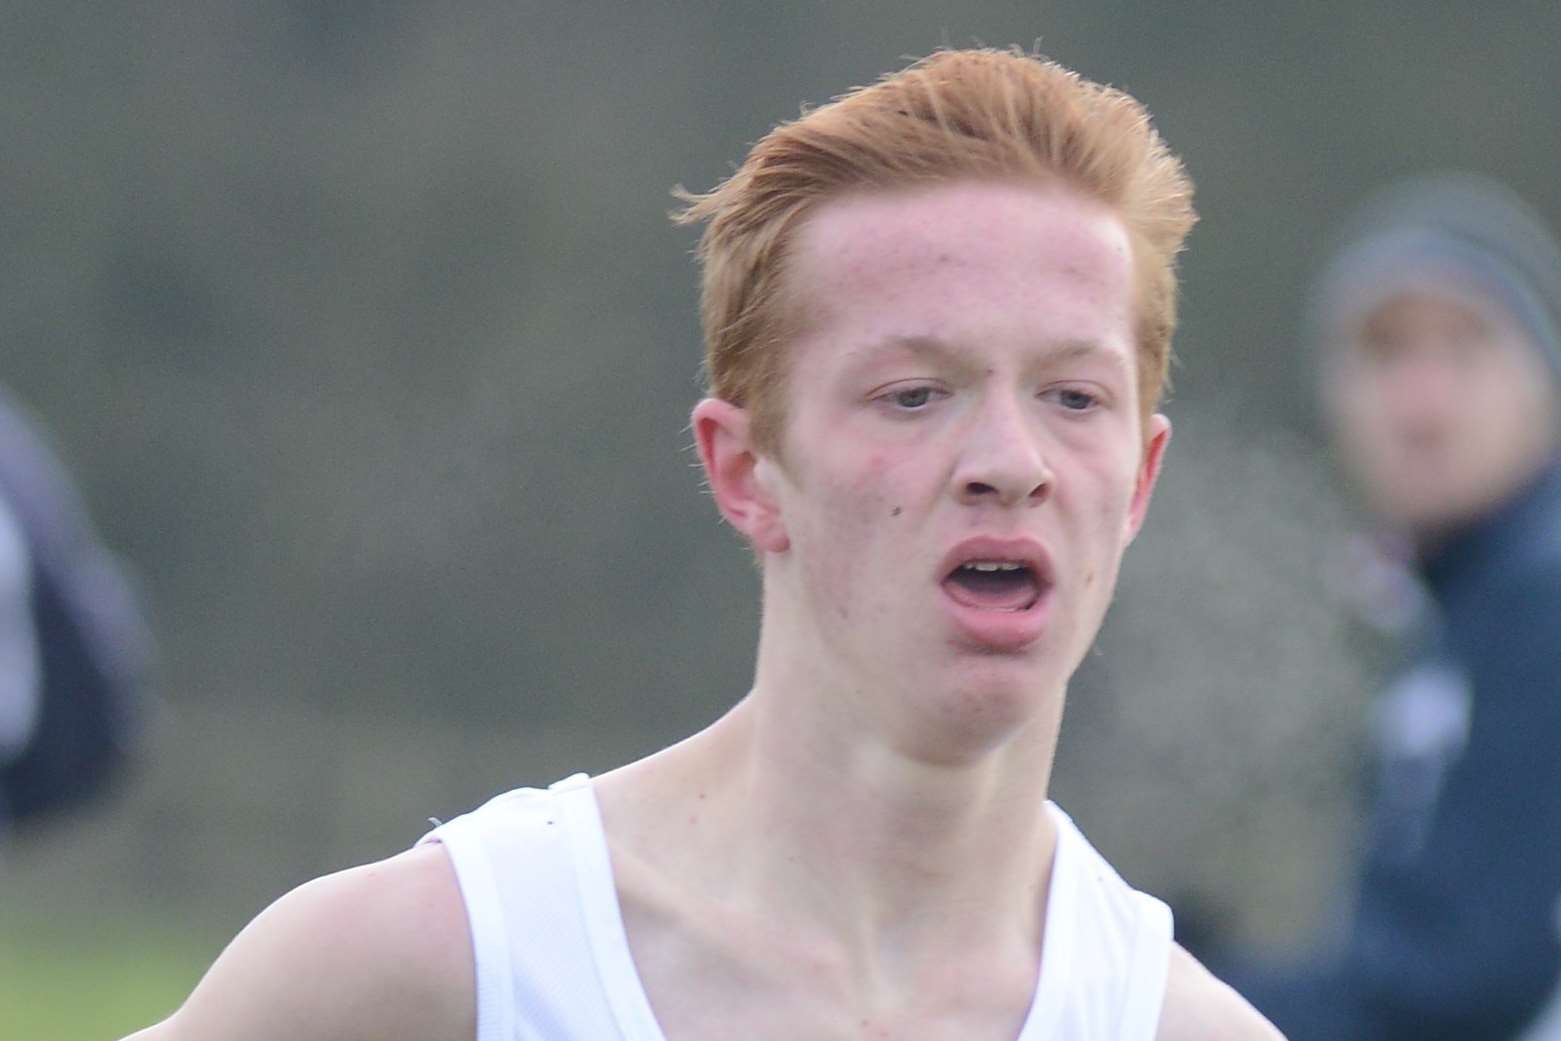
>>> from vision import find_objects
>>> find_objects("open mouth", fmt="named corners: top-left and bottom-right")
top-left (942, 559), bottom-right (1042, 612)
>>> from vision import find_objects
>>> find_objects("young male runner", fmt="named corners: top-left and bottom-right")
top-left (126, 49), bottom-right (1281, 1041)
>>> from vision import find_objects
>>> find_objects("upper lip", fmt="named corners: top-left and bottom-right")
top-left (936, 535), bottom-right (1055, 590)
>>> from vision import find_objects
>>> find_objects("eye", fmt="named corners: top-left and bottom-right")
top-left (874, 383), bottom-right (945, 412)
top-left (1045, 387), bottom-right (1100, 412)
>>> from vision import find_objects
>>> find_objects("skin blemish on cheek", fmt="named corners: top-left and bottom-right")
top-left (890, 505), bottom-right (902, 517)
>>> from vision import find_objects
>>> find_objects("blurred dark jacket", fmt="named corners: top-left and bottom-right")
top-left (0, 391), bottom-right (150, 826)
top-left (1228, 458), bottom-right (1561, 1040)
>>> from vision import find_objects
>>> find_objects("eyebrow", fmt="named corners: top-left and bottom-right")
top-left (1041, 339), bottom-right (1133, 375)
top-left (857, 334), bottom-right (1131, 375)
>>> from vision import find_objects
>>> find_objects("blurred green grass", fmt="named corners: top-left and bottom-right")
top-left (0, 911), bottom-right (215, 1041)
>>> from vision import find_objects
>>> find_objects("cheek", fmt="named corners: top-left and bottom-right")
top-left (1332, 374), bottom-right (1394, 433)
top-left (795, 453), bottom-right (921, 622)
top-left (1063, 451), bottom-right (1141, 579)
top-left (829, 450), bottom-right (914, 521)
top-left (1333, 402), bottom-right (1396, 475)
top-left (1079, 467), bottom-right (1139, 599)
top-left (1087, 444), bottom-right (1142, 521)
top-left (787, 469), bottom-right (883, 616)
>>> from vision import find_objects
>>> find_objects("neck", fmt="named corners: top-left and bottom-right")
top-left (741, 689), bottom-right (1061, 946)
top-left (1415, 452), bottom-right (1561, 586)
top-left (600, 626), bottom-right (1066, 985)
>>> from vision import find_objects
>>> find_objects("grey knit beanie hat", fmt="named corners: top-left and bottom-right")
top-left (1309, 172), bottom-right (1561, 390)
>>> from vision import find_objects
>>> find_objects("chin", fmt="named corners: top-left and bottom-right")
top-left (910, 665), bottom-right (1062, 758)
top-left (1386, 490), bottom-right (1492, 537)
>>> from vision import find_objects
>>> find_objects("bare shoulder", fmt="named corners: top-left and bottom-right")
top-left (1156, 943), bottom-right (1286, 1041)
top-left (121, 842), bottom-right (473, 1041)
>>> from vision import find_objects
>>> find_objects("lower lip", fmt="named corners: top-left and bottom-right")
top-left (940, 584), bottom-right (1052, 652)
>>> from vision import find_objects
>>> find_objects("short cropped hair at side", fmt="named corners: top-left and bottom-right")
top-left (674, 47), bottom-right (1198, 452)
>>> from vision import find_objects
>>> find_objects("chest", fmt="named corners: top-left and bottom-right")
top-left (618, 900), bottom-right (1041, 1041)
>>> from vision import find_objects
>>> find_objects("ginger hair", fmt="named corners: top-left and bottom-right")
top-left (674, 47), bottom-right (1197, 450)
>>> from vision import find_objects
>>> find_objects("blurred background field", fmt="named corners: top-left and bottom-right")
top-left (0, 907), bottom-right (216, 1040)
top-left (3, 2), bottom-right (1559, 1036)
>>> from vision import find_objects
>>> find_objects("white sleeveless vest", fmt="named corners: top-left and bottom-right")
top-left (419, 774), bottom-right (1172, 1041)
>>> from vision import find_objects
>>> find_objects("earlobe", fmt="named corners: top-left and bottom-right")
top-left (1125, 413), bottom-right (1171, 542)
top-left (691, 398), bottom-right (790, 553)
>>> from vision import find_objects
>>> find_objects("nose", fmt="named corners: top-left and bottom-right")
top-left (953, 394), bottom-right (1053, 508)
top-left (1369, 346), bottom-right (1465, 436)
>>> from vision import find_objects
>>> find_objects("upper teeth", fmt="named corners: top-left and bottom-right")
top-left (963, 561), bottom-right (1024, 572)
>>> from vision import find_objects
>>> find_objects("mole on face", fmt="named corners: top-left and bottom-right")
top-left (890, 505), bottom-right (902, 517)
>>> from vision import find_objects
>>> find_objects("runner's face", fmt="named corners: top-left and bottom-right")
top-left (755, 180), bottom-right (1167, 753)
top-left (1326, 288), bottom-right (1560, 537)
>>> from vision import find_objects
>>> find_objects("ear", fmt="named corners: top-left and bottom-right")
top-left (1124, 413), bottom-right (1171, 543)
top-left (692, 398), bottom-right (790, 553)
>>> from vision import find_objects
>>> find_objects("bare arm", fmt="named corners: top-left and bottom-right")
top-left (1158, 943), bottom-right (1286, 1041)
top-left (121, 843), bottom-right (473, 1041)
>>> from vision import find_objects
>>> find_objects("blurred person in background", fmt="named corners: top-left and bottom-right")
top-left (1221, 174), bottom-right (1561, 1040)
top-left (0, 388), bottom-right (149, 833)
top-left (122, 48), bottom-right (1281, 1041)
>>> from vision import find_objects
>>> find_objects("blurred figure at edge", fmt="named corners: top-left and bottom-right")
top-left (1225, 174), bottom-right (1561, 1041)
top-left (0, 388), bottom-right (149, 836)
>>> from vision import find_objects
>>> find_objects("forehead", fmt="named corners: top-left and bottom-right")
top-left (1340, 283), bottom-right (1536, 363)
top-left (1359, 286), bottom-right (1501, 336)
top-left (784, 179), bottom-right (1137, 358)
